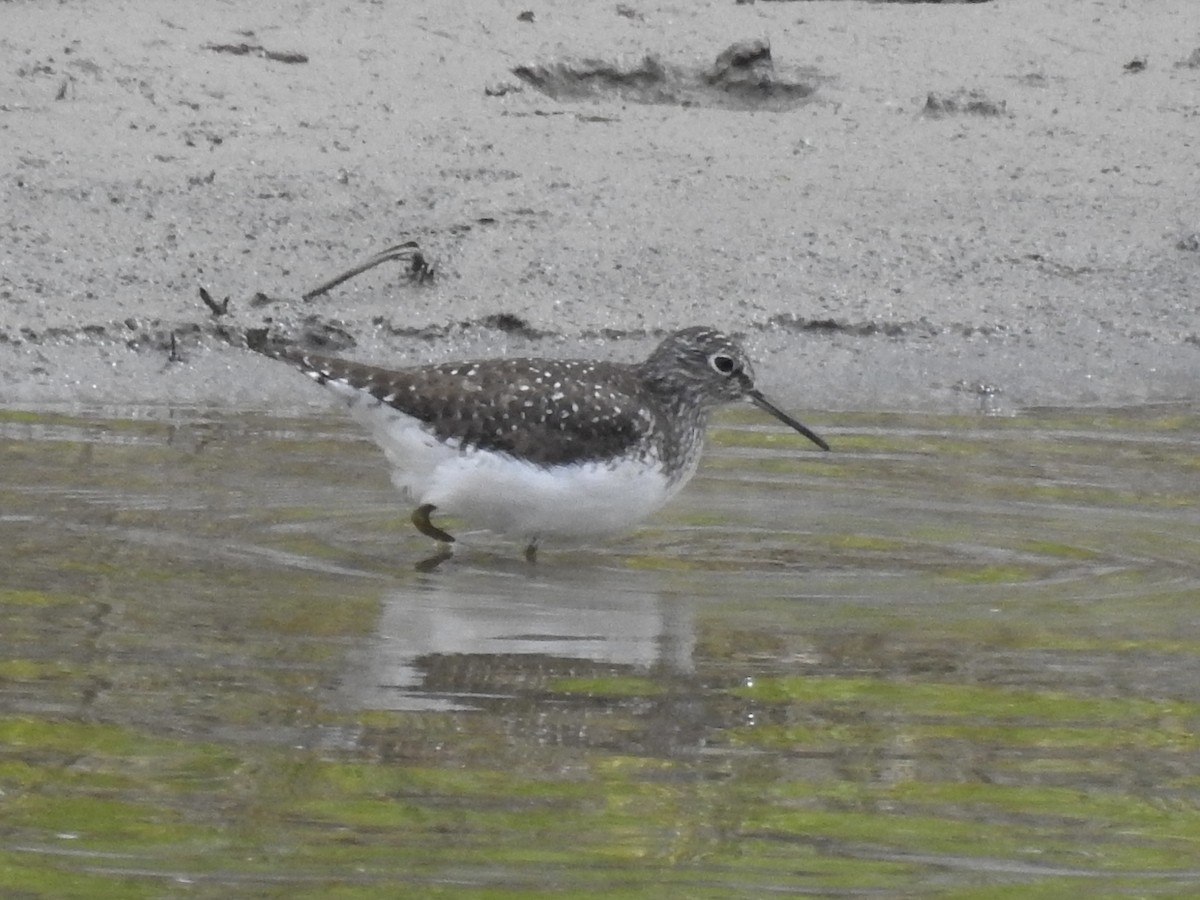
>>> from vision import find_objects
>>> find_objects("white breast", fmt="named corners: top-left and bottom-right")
top-left (347, 396), bottom-right (695, 543)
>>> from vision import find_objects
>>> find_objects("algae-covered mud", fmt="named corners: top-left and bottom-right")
top-left (2, 405), bottom-right (1198, 896)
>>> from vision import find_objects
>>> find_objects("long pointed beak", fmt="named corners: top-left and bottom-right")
top-left (748, 390), bottom-right (830, 451)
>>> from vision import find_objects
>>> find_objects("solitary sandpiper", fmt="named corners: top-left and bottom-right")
top-left (251, 327), bottom-right (828, 563)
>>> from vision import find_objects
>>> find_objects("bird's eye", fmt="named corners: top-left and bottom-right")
top-left (710, 353), bottom-right (737, 375)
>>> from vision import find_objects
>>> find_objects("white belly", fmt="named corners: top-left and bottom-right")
top-left (353, 405), bottom-right (693, 542)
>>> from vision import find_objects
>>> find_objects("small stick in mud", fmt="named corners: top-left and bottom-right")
top-left (301, 241), bottom-right (434, 301)
top-left (198, 287), bottom-right (230, 317)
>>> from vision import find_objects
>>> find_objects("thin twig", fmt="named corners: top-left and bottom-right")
top-left (198, 286), bottom-right (230, 317)
top-left (302, 241), bottom-right (430, 301)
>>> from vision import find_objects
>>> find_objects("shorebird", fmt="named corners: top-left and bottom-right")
top-left (251, 327), bottom-right (828, 564)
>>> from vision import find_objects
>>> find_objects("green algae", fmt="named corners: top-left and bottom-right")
top-left (549, 676), bottom-right (667, 697)
top-left (1, 404), bottom-right (1198, 896)
top-left (732, 675), bottom-right (1200, 722)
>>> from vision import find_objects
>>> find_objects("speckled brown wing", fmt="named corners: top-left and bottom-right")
top-left (273, 350), bottom-right (661, 468)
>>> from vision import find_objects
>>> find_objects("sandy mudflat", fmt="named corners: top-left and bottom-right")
top-left (1, 0), bottom-right (1197, 413)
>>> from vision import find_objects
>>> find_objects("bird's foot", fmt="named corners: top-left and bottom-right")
top-left (412, 504), bottom-right (456, 543)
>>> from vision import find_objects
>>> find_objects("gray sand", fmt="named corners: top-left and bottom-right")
top-left (2, 0), bottom-right (1197, 414)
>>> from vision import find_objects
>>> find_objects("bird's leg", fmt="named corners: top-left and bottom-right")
top-left (412, 504), bottom-right (456, 544)
top-left (524, 539), bottom-right (539, 564)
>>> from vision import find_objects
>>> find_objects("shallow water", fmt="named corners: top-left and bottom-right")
top-left (1, 404), bottom-right (1199, 897)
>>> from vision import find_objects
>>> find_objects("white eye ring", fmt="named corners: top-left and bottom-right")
top-left (710, 353), bottom-right (737, 375)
